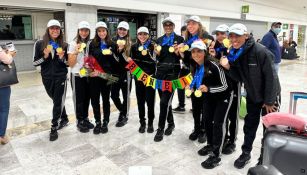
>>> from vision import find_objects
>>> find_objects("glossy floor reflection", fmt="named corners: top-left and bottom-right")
top-left (1, 58), bottom-right (307, 175)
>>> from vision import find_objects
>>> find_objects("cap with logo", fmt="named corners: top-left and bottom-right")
top-left (117, 21), bottom-right (129, 30)
top-left (78, 21), bottom-right (90, 29)
top-left (47, 19), bottom-right (61, 28)
top-left (95, 21), bottom-right (108, 29)
top-left (185, 16), bottom-right (201, 23)
top-left (212, 24), bottom-right (229, 35)
top-left (137, 26), bottom-right (149, 34)
top-left (229, 23), bottom-right (247, 36)
top-left (189, 40), bottom-right (207, 51)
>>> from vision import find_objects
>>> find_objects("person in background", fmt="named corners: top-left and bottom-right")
top-left (33, 19), bottom-right (69, 141)
top-left (173, 25), bottom-right (187, 113)
top-left (0, 42), bottom-right (17, 145)
top-left (261, 22), bottom-right (282, 74)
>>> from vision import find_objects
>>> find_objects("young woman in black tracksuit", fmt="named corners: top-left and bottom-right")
top-left (209, 24), bottom-right (239, 155)
top-left (153, 17), bottom-right (184, 142)
top-left (130, 26), bottom-right (156, 134)
top-left (111, 21), bottom-right (132, 128)
top-left (67, 21), bottom-right (94, 133)
top-left (188, 40), bottom-right (233, 169)
top-left (178, 15), bottom-right (214, 143)
top-left (88, 21), bottom-right (119, 135)
top-left (33, 19), bottom-right (69, 141)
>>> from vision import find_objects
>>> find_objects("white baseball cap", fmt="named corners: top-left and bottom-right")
top-left (137, 26), bottom-right (149, 34)
top-left (189, 40), bottom-right (207, 51)
top-left (117, 21), bottom-right (129, 30)
top-left (162, 17), bottom-right (175, 25)
top-left (95, 21), bottom-right (108, 29)
top-left (212, 24), bottom-right (229, 35)
top-left (47, 19), bottom-right (61, 28)
top-left (185, 16), bottom-right (201, 23)
top-left (229, 23), bottom-right (247, 36)
top-left (78, 21), bottom-right (90, 29)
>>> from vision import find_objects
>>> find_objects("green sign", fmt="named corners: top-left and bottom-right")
top-left (241, 5), bottom-right (249, 14)
top-left (283, 24), bottom-right (288, 30)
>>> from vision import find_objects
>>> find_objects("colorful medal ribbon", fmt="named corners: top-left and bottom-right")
top-left (189, 64), bottom-right (205, 90)
top-left (185, 34), bottom-right (199, 46)
top-left (227, 46), bottom-right (244, 63)
top-left (161, 32), bottom-right (175, 46)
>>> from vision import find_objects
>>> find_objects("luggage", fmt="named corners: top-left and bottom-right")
top-left (248, 165), bottom-right (283, 175)
top-left (262, 125), bottom-right (307, 175)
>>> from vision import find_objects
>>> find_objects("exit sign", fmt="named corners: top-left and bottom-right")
top-left (242, 5), bottom-right (249, 14)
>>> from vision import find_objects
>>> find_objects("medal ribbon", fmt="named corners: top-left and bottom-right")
top-left (227, 46), bottom-right (244, 62)
top-left (189, 64), bottom-right (205, 89)
top-left (49, 40), bottom-right (59, 50)
top-left (161, 32), bottom-right (175, 46)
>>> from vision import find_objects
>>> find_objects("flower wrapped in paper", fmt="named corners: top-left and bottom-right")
top-left (80, 55), bottom-right (119, 84)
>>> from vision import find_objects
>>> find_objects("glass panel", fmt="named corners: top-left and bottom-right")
top-left (0, 14), bottom-right (32, 40)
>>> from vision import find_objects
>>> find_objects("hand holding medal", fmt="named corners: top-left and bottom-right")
top-left (220, 56), bottom-right (230, 70)
top-left (78, 43), bottom-right (86, 53)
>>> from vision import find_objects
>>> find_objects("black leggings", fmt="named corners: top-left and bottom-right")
top-left (90, 77), bottom-right (111, 124)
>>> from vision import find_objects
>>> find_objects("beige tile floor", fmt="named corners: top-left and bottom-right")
top-left (1, 57), bottom-right (307, 175)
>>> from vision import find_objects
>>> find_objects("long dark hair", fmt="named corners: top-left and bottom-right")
top-left (92, 27), bottom-right (112, 47)
top-left (74, 29), bottom-right (91, 44)
top-left (42, 27), bottom-right (66, 50)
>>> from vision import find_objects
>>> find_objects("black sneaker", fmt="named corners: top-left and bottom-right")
top-left (84, 119), bottom-right (94, 129)
top-left (93, 122), bottom-right (101, 135)
top-left (147, 124), bottom-right (154, 133)
top-left (57, 118), bottom-right (69, 130)
top-left (172, 106), bottom-right (185, 113)
top-left (101, 122), bottom-right (108, 134)
top-left (198, 132), bottom-right (207, 143)
top-left (234, 152), bottom-right (251, 169)
top-left (115, 115), bottom-right (128, 127)
top-left (139, 125), bottom-right (146, 133)
top-left (201, 155), bottom-right (221, 169)
top-left (49, 127), bottom-right (58, 141)
top-left (164, 125), bottom-right (175, 136)
top-left (189, 130), bottom-right (200, 141)
top-left (222, 142), bottom-right (236, 155)
top-left (154, 129), bottom-right (164, 142)
top-left (77, 121), bottom-right (90, 133)
top-left (198, 145), bottom-right (213, 156)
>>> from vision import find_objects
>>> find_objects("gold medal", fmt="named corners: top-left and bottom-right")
top-left (169, 46), bottom-right (175, 53)
top-left (138, 46), bottom-right (144, 51)
top-left (179, 47), bottom-right (185, 53)
top-left (223, 39), bottom-right (231, 49)
top-left (194, 89), bottom-right (202, 98)
top-left (47, 45), bottom-right (53, 50)
top-left (56, 47), bottom-right (63, 53)
top-left (156, 45), bottom-right (162, 52)
top-left (185, 89), bottom-right (192, 97)
top-left (79, 43), bottom-right (86, 52)
top-left (220, 57), bottom-right (229, 66)
top-left (102, 49), bottom-right (111, 55)
top-left (184, 45), bottom-right (189, 51)
top-left (117, 40), bottom-right (126, 46)
top-left (79, 67), bottom-right (87, 77)
top-left (141, 50), bottom-right (148, 56)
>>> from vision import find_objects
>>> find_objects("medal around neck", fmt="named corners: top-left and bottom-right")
top-left (185, 89), bottom-right (192, 97)
top-left (194, 89), bottom-right (202, 98)
top-left (141, 49), bottom-right (148, 56)
top-left (169, 46), bottom-right (175, 53)
top-left (102, 49), bottom-right (111, 55)
top-left (117, 40), bottom-right (126, 46)
top-left (138, 46), bottom-right (144, 51)
top-left (79, 67), bottom-right (87, 77)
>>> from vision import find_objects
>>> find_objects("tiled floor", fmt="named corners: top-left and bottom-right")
top-left (1, 57), bottom-right (307, 175)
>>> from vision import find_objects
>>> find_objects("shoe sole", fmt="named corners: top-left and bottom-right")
top-left (49, 136), bottom-right (58, 141)
top-left (115, 121), bottom-right (128, 127)
top-left (172, 110), bottom-right (185, 114)
top-left (78, 128), bottom-right (90, 133)
top-left (154, 138), bottom-right (163, 142)
top-left (201, 162), bottom-right (221, 169)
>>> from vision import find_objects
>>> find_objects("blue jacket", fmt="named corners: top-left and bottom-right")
top-left (261, 30), bottom-right (281, 63)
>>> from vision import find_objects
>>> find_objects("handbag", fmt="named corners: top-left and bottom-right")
top-left (0, 60), bottom-right (19, 88)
